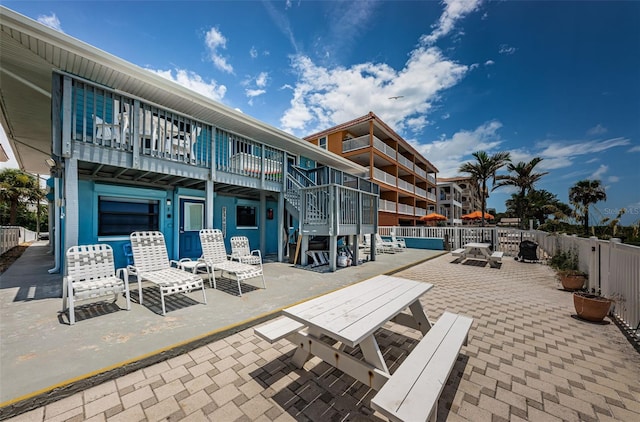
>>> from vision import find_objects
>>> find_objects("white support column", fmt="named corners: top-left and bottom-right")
top-left (206, 180), bottom-right (214, 228)
top-left (260, 191), bottom-right (266, 254)
top-left (278, 191), bottom-right (284, 262)
top-left (63, 157), bottom-right (79, 255)
top-left (61, 76), bottom-right (73, 158)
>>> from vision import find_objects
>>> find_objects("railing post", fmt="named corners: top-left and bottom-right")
top-left (132, 100), bottom-right (141, 169)
top-left (589, 236), bottom-right (599, 293)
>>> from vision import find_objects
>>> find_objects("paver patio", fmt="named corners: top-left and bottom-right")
top-left (2, 245), bottom-right (639, 421)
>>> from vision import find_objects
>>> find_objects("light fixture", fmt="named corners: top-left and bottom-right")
top-left (45, 158), bottom-right (56, 168)
top-left (166, 198), bottom-right (172, 207)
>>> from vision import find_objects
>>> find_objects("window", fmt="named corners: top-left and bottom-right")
top-left (318, 136), bottom-right (327, 150)
top-left (236, 205), bottom-right (257, 227)
top-left (98, 196), bottom-right (159, 236)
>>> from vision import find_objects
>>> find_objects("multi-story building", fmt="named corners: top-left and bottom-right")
top-left (0, 7), bottom-right (378, 272)
top-left (436, 180), bottom-right (463, 225)
top-left (437, 176), bottom-right (482, 217)
top-left (303, 112), bottom-right (438, 226)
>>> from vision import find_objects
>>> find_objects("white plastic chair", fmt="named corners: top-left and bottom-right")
top-left (62, 244), bottom-right (130, 325)
top-left (128, 231), bottom-right (206, 315)
top-left (230, 236), bottom-right (262, 266)
top-left (199, 229), bottom-right (266, 296)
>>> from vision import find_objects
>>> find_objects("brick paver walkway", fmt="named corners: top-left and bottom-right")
top-left (7, 255), bottom-right (640, 421)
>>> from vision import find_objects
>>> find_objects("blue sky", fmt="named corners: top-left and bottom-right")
top-left (2, 0), bottom-right (639, 225)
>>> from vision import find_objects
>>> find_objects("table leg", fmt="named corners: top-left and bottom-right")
top-left (409, 300), bottom-right (432, 335)
top-left (359, 335), bottom-right (389, 373)
top-left (290, 327), bottom-right (321, 368)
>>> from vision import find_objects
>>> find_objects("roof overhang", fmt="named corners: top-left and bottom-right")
top-left (0, 6), bottom-right (367, 176)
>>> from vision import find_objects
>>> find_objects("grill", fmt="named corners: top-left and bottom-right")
top-left (517, 240), bottom-right (539, 262)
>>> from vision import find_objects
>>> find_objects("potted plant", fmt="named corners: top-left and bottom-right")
top-left (573, 290), bottom-right (614, 322)
top-left (549, 248), bottom-right (587, 291)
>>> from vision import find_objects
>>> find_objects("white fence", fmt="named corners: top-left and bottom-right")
top-left (380, 226), bottom-right (640, 339)
top-left (0, 226), bottom-right (39, 256)
top-left (0, 226), bottom-right (21, 255)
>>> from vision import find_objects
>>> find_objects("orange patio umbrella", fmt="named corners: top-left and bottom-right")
top-left (461, 210), bottom-right (494, 220)
top-left (419, 212), bottom-right (447, 222)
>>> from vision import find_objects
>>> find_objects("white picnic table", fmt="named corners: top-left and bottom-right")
top-left (452, 242), bottom-right (503, 268)
top-left (281, 274), bottom-right (433, 390)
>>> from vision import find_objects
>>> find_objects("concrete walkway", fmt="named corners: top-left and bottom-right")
top-left (2, 243), bottom-right (640, 421)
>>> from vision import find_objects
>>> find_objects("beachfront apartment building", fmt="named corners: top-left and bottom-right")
top-left (303, 112), bottom-right (438, 226)
top-left (437, 180), bottom-right (463, 225)
top-left (437, 176), bottom-right (483, 219)
top-left (0, 6), bottom-right (379, 272)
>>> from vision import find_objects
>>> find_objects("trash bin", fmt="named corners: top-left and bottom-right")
top-left (517, 240), bottom-right (538, 262)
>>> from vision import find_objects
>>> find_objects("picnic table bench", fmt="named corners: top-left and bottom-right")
top-left (254, 276), bottom-right (473, 421)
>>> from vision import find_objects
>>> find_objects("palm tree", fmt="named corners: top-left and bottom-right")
top-left (494, 157), bottom-right (548, 228)
top-left (458, 151), bottom-right (511, 227)
top-left (568, 179), bottom-right (607, 236)
top-left (0, 169), bottom-right (43, 225)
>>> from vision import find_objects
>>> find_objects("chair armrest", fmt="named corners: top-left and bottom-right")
top-left (116, 267), bottom-right (129, 287)
top-left (169, 260), bottom-right (182, 268)
top-left (126, 265), bottom-right (139, 276)
top-left (250, 249), bottom-right (262, 259)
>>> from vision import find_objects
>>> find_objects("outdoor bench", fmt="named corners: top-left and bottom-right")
top-left (370, 311), bottom-right (473, 422)
top-left (255, 316), bottom-right (305, 343)
top-left (489, 251), bottom-right (504, 267)
top-left (451, 248), bottom-right (466, 257)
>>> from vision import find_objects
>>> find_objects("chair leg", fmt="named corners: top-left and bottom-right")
top-left (125, 288), bottom-right (131, 311)
top-left (61, 279), bottom-right (68, 312)
top-left (237, 279), bottom-right (243, 297)
top-left (137, 276), bottom-right (144, 305)
top-left (68, 287), bottom-right (75, 325)
top-left (160, 286), bottom-right (166, 316)
top-left (201, 284), bottom-right (207, 305)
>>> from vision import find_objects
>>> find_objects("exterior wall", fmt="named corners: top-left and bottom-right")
top-left (76, 180), bottom-right (280, 269)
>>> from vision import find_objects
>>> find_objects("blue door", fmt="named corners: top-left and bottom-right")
top-left (179, 198), bottom-right (204, 259)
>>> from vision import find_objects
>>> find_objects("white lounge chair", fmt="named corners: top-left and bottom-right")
top-left (62, 244), bottom-right (130, 325)
top-left (199, 229), bottom-right (266, 296)
top-left (390, 231), bottom-right (407, 250)
top-left (230, 236), bottom-right (263, 266)
top-left (128, 231), bottom-right (206, 315)
top-left (375, 233), bottom-right (399, 253)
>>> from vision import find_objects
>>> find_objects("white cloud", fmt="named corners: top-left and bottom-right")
top-left (249, 47), bottom-right (258, 59)
top-left (149, 68), bottom-right (226, 101)
top-left (607, 176), bottom-right (620, 183)
top-left (484, 60), bottom-right (494, 66)
top-left (591, 164), bottom-right (608, 180)
top-left (37, 13), bottom-right (63, 32)
top-left (587, 124), bottom-right (607, 136)
top-left (255, 72), bottom-right (268, 88)
top-left (246, 89), bottom-right (266, 98)
top-left (205, 27), bottom-right (233, 74)
top-left (413, 120), bottom-right (504, 177)
top-left (498, 44), bottom-right (517, 55)
top-left (628, 145), bottom-right (640, 152)
top-left (421, 0), bottom-right (483, 45)
top-left (280, 47), bottom-right (468, 135)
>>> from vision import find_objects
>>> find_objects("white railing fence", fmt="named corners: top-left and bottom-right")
top-left (0, 226), bottom-right (21, 256)
top-left (380, 226), bottom-right (639, 336)
top-left (0, 226), bottom-right (37, 256)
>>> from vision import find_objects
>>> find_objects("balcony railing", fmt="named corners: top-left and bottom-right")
top-left (415, 186), bottom-right (427, 199)
top-left (379, 198), bottom-right (395, 212)
top-left (342, 134), bottom-right (370, 153)
top-left (373, 137), bottom-right (396, 160)
top-left (397, 178), bottom-right (414, 193)
top-left (427, 192), bottom-right (436, 202)
top-left (68, 78), bottom-right (286, 184)
top-left (397, 154), bottom-right (413, 170)
top-left (414, 167), bottom-right (427, 178)
top-left (371, 167), bottom-right (397, 187)
top-left (398, 203), bottom-right (414, 215)
top-left (427, 174), bottom-right (436, 184)
top-left (415, 206), bottom-right (425, 216)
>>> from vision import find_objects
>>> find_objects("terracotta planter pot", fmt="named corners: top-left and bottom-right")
top-left (559, 273), bottom-right (586, 291)
top-left (573, 293), bottom-right (613, 322)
